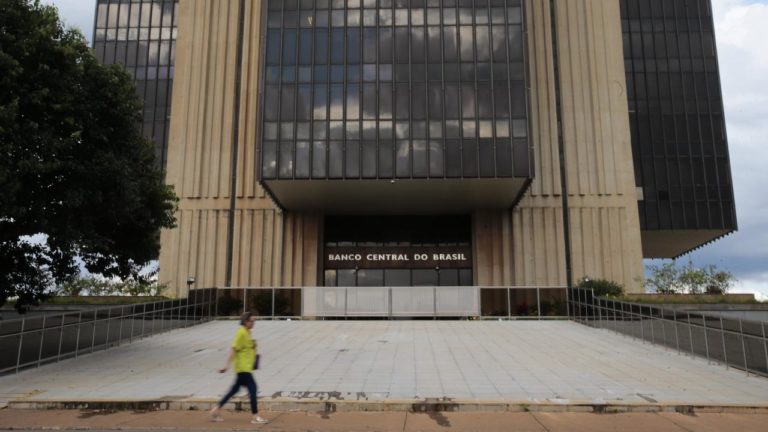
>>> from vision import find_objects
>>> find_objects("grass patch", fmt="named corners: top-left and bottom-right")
top-left (45, 296), bottom-right (169, 305)
top-left (621, 294), bottom-right (760, 305)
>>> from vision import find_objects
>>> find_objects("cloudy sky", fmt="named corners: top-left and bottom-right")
top-left (46, 0), bottom-right (768, 299)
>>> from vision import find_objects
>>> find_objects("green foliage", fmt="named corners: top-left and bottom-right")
top-left (45, 296), bottom-right (168, 305)
top-left (702, 265), bottom-right (735, 295)
top-left (643, 262), bottom-right (685, 294)
top-left (58, 275), bottom-right (114, 297)
top-left (0, 0), bottom-right (178, 310)
top-left (643, 262), bottom-right (735, 295)
top-left (678, 263), bottom-right (708, 294)
top-left (577, 277), bottom-right (625, 297)
top-left (0, 241), bottom-right (54, 312)
top-left (56, 274), bottom-right (167, 298)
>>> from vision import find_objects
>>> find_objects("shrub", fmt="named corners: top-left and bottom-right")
top-left (577, 277), bottom-right (624, 297)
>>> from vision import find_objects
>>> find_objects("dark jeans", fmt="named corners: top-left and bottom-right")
top-left (218, 372), bottom-right (258, 414)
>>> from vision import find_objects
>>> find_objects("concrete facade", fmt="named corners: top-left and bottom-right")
top-left (159, 0), bottom-right (644, 296)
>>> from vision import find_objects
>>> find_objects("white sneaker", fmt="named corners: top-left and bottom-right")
top-left (251, 415), bottom-right (269, 424)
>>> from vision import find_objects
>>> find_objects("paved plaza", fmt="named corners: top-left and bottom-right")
top-left (1, 321), bottom-right (767, 409)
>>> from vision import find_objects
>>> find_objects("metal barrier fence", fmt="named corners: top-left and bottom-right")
top-left (0, 288), bottom-right (217, 376)
top-left (216, 286), bottom-right (568, 319)
top-left (568, 287), bottom-right (768, 377)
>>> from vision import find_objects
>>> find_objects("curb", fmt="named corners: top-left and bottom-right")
top-left (8, 398), bottom-right (768, 415)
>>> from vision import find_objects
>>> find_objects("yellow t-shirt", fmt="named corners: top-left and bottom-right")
top-left (231, 326), bottom-right (256, 373)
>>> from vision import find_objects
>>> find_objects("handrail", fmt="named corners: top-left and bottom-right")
top-left (567, 287), bottom-right (768, 378)
top-left (216, 286), bottom-right (569, 319)
top-left (0, 288), bottom-right (217, 376)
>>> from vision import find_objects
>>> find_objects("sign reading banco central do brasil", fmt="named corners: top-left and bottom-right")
top-left (325, 247), bottom-right (472, 269)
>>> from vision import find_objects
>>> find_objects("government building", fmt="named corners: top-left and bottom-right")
top-left (93, 0), bottom-right (736, 315)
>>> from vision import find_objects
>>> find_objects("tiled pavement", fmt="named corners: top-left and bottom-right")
top-left (1, 320), bottom-right (766, 407)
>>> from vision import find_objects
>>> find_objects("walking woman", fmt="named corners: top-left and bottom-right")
top-left (210, 312), bottom-right (268, 424)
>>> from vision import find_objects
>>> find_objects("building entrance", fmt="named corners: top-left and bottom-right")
top-left (323, 215), bottom-right (473, 287)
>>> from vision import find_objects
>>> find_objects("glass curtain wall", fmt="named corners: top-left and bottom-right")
top-left (93, 0), bottom-right (178, 169)
top-left (261, 0), bottom-right (529, 181)
top-left (621, 0), bottom-right (736, 231)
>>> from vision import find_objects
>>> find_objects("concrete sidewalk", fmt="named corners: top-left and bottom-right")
top-left (2, 409), bottom-right (768, 431)
top-left (1, 321), bottom-right (767, 411)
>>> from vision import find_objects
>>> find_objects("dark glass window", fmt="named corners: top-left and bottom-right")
top-left (621, 0), bottom-right (736, 232)
top-left (94, 0), bottom-right (178, 169)
top-left (260, 0), bottom-right (529, 181)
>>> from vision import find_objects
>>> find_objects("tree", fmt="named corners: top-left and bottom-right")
top-left (643, 262), bottom-right (684, 294)
top-left (0, 0), bottom-right (178, 310)
top-left (678, 263), bottom-right (708, 295)
top-left (701, 265), bottom-right (735, 295)
top-left (643, 262), bottom-right (736, 295)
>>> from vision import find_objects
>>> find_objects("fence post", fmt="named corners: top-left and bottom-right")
top-left (242, 288), bottom-right (247, 316)
top-left (118, 306), bottom-right (125, 346)
top-left (16, 318), bottom-right (26, 373)
top-left (141, 303), bottom-right (147, 339)
top-left (151, 301), bottom-right (158, 335)
top-left (537, 288), bottom-right (541, 319)
top-left (673, 310), bottom-right (680, 354)
top-left (208, 289), bottom-right (214, 321)
top-left (57, 313), bottom-right (65, 362)
top-left (181, 297), bottom-right (186, 327)
top-left (215, 289), bottom-right (220, 318)
top-left (104, 308), bottom-right (112, 349)
top-left (660, 308), bottom-right (667, 348)
top-left (763, 322), bottom-right (768, 377)
top-left (593, 290), bottom-right (598, 325)
top-left (74, 311), bottom-right (82, 359)
top-left (620, 302), bottom-right (632, 336)
top-left (649, 307), bottom-right (655, 344)
top-left (739, 320), bottom-right (748, 376)
top-left (37, 314), bottom-right (47, 367)
top-left (702, 315), bottom-right (710, 363)
top-left (433, 286), bottom-right (437, 320)
top-left (720, 317), bottom-right (728, 369)
top-left (687, 313), bottom-right (694, 356)
top-left (129, 305), bottom-right (136, 343)
top-left (639, 305), bottom-right (644, 343)
top-left (90, 311), bottom-right (98, 353)
top-left (596, 297), bottom-right (602, 328)
top-left (202, 289), bottom-right (206, 321)
top-left (184, 294), bottom-right (190, 328)
top-left (507, 288), bottom-right (511, 320)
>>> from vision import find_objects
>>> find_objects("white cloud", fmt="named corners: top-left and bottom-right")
top-left (44, 0), bottom-right (95, 43)
top-left (680, 0), bottom-right (768, 299)
top-left (734, 275), bottom-right (768, 302)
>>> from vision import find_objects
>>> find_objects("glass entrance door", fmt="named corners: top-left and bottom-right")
top-left (323, 215), bottom-right (473, 287)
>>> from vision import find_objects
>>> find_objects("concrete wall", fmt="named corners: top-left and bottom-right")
top-left (159, 0), bottom-right (321, 297)
top-left (161, 0), bottom-right (643, 295)
top-left (474, 0), bottom-right (644, 292)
